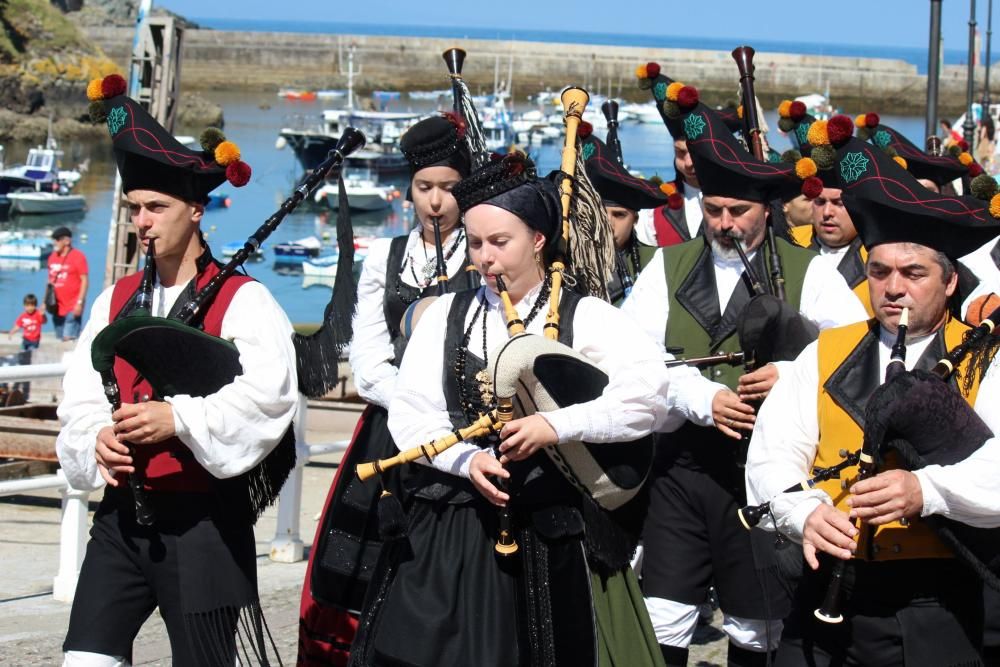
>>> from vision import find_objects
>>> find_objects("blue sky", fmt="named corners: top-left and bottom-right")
top-left (157, 0), bottom-right (996, 52)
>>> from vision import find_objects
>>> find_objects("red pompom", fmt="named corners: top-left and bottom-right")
top-left (801, 176), bottom-right (824, 199)
top-left (504, 152), bottom-right (526, 176)
top-left (578, 121), bottom-right (593, 139)
top-left (959, 139), bottom-right (970, 152)
top-left (864, 112), bottom-right (880, 129)
top-left (442, 111), bottom-right (467, 140)
top-left (826, 115), bottom-right (854, 145)
top-left (646, 62), bottom-right (661, 79)
top-left (226, 160), bottom-right (252, 187)
top-left (667, 193), bottom-right (684, 210)
top-left (969, 161), bottom-right (984, 177)
top-left (101, 74), bottom-right (127, 99)
top-left (789, 101), bottom-right (807, 122)
top-left (676, 85), bottom-right (699, 110)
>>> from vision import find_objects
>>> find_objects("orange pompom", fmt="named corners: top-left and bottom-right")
top-left (778, 100), bottom-right (793, 119)
top-left (214, 141), bottom-right (241, 166)
top-left (86, 78), bottom-right (105, 101)
top-left (893, 156), bottom-right (908, 170)
top-left (966, 293), bottom-right (1000, 326)
top-left (666, 81), bottom-right (684, 102)
top-left (737, 104), bottom-right (744, 119)
top-left (660, 181), bottom-right (677, 196)
top-left (806, 119), bottom-right (829, 147)
top-left (959, 152), bottom-right (974, 166)
top-left (990, 193), bottom-right (1000, 218)
top-left (635, 64), bottom-right (648, 80)
top-left (854, 114), bottom-right (867, 128)
top-left (795, 157), bottom-right (818, 179)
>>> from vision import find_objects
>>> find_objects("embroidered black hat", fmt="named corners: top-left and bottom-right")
top-left (87, 74), bottom-right (251, 203)
top-left (635, 62), bottom-right (743, 140)
top-left (579, 125), bottom-right (668, 211)
top-left (453, 151), bottom-right (561, 242)
top-left (674, 85), bottom-right (799, 202)
top-left (399, 112), bottom-right (472, 176)
top-left (830, 135), bottom-right (1000, 259)
top-left (857, 116), bottom-right (974, 188)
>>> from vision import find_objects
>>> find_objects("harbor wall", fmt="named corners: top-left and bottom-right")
top-left (83, 27), bottom-right (993, 114)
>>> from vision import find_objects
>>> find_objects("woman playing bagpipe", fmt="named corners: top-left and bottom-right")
top-left (298, 111), bottom-right (483, 665)
top-left (345, 137), bottom-right (692, 665)
top-left (745, 130), bottom-right (1000, 666)
top-left (56, 76), bottom-right (296, 666)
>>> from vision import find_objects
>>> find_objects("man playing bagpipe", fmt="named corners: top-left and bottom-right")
top-left (56, 74), bottom-right (297, 666)
top-left (746, 127), bottom-right (1000, 666)
top-left (622, 86), bottom-right (869, 667)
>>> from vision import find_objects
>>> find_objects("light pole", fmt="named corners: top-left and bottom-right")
top-left (927, 0), bottom-right (944, 139)
top-left (965, 0), bottom-right (979, 148)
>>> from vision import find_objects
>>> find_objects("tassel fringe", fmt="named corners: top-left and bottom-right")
top-left (568, 141), bottom-right (616, 301)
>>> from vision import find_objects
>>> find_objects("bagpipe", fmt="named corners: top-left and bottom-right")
top-left (91, 128), bottom-right (367, 524)
top-left (357, 87), bottom-right (652, 565)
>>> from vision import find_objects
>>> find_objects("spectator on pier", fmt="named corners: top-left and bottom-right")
top-left (46, 227), bottom-right (88, 341)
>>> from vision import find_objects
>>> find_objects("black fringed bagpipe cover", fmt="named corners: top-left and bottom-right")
top-left (91, 312), bottom-right (296, 522)
top-left (864, 368), bottom-right (1000, 590)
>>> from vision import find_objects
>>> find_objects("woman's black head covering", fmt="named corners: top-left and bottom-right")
top-left (452, 152), bottom-right (561, 243)
top-left (399, 113), bottom-right (472, 177)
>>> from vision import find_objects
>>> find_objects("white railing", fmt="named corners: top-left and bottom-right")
top-left (0, 363), bottom-right (351, 602)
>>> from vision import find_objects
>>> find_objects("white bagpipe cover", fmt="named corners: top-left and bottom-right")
top-left (488, 332), bottom-right (652, 510)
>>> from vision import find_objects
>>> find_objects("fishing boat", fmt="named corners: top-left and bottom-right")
top-left (221, 239), bottom-right (265, 260)
top-left (278, 89), bottom-right (318, 101)
top-left (8, 191), bottom-right (86, 215)
top-left (0, 144), bottom-right (82, 206)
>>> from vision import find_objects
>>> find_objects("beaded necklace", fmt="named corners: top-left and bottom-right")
top-left (453, 273), bottom-right (552, 426)
top-left (402, 227), bottom-right (465, 288)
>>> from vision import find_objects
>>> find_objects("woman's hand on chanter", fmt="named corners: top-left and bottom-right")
top-left (470, 452), bottom-right (510, 507)
top-left (498, 414), bottom-right (558, 464)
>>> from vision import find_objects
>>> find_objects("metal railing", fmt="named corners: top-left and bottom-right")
top-left (0, 363), bottom-right (350, 602)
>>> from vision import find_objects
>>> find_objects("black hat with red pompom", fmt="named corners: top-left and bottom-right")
top-left (86, 74), bottom-right (251, 204)
top-left (829, 135), bottom-right (1000, 259)
top-left (399, 112), bottom-right (472, 176)
top-left (675, 85), bottom-right (798, 202)
top-left (578, 122), bottom-right (668, 211)
top-left (856, 115), bottom-right (972, 189)
top-left (635, 63), bottom-right (742, 140)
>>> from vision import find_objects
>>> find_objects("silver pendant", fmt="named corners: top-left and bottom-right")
top-left (422, 260), bottom-right (437, 280)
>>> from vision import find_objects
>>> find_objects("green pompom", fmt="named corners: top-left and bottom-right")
top-left (856, 126), bottom-right (871, 141)
top-left (780, 149), bottom-right (802, 164)
top-left (777, 117), bottom-right (795, 133)
top-left (648, 174), bottom-right (663, 186)
top-left (883, 146), bottom-right (898, 158)
top-left (971, 173), bottom-right (1000, 200)
top-left (948, 144), bottom-right (962, 157)
top-left (199, 127), bottom-right (226, 152)
top-left (88, 100), bottom-right (107, 124)
top-left (811, 144), bottom-right (836, 170)
top-left (662, 100), bottom-right (681, 119)
top-left (637, 78), bottom-right (653, 91)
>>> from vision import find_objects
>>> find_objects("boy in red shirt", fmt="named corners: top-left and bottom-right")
top-left (9, 293), bottom-right (46, 350)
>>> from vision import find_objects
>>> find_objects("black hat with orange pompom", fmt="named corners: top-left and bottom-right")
top-left (87, 74), bottom-right (251, 204)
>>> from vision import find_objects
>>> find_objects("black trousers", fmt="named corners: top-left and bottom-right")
top-left (774, 557), bottom-right (984, 667)
top-left (63, 486), bottom-right (256, 666)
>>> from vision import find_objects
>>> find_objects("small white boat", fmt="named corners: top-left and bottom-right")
top-left (619, 102), bottom-right (662, 124)
top-left (0, 233), bottom-right (54, 260)
top-left (8, 191), bottom-right (86, 215)
top-left (313, 169), bottom-right (399, 212)
top-left (221, 240), bottom-right (265, 260)
top-left (274, 235), bottom-right (322, 262)
top-left (302, 249), bottom-right (368, 278)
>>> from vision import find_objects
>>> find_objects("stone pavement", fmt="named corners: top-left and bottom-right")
top-left (0, 397), bottom-right (729, 665)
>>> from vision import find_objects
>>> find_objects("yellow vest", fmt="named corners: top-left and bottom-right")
top-left (814, 318), bottom-right (981, 561)
top-left (790, 225), bottom-right (873, 317)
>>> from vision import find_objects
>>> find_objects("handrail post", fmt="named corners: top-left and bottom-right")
top-left (52, 483), bottom-right (90, 602)
top-left (269, 394), bottom-right (308, 562)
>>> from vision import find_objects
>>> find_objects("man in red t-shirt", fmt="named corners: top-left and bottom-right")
top-left (46, 227), bottom-right (88, 341)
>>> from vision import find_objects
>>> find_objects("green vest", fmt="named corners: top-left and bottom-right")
top-left (663, 237), bottom-right (816, 389)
